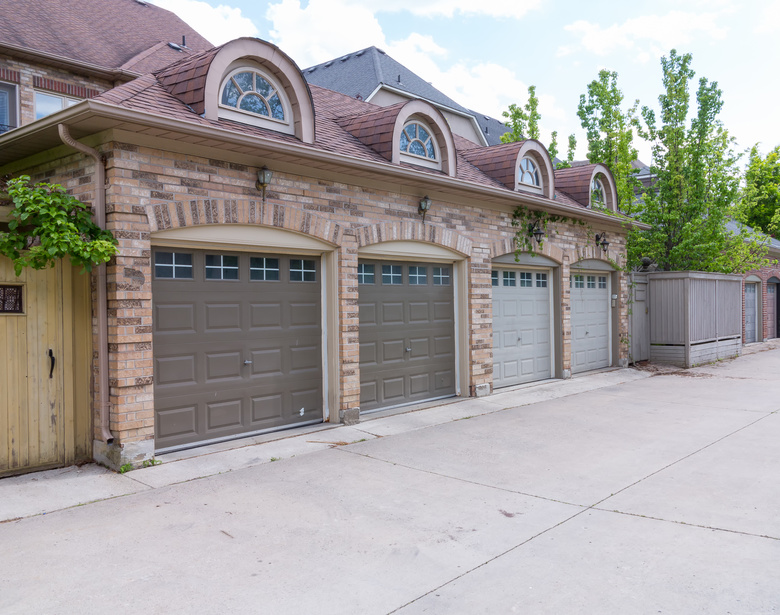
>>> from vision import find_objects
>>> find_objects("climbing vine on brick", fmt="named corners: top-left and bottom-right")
top-left (511, 204), bottom-right (589, 254)
top-left (0, 175), bottom-right (117, 276)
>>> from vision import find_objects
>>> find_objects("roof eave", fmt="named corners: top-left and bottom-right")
top-left (0, 42), bottom-right (140, 82)
top-left (0, 101), bottom-right (645, 231)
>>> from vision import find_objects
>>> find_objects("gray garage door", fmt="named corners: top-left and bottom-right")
top-left (768, 284), bottom-right (777, 339)
top-left (570, 272), bottom-right (610, 374)
top-left (745, 283), bottom-right (758, 343)
top-left (492, 268), bottom-right (551, 388)
top-left (359, 259), bottom-right (455, 412)
top-left (152, 249), bottom-right (322, 451)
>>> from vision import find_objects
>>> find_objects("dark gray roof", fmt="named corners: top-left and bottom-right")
top-left (726, 219), bottom-right (780, 252)
top-left (303, 47), bottom-right (509, 145)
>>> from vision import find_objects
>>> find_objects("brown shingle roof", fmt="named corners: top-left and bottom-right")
top-left (461, 141), bottom-right (525, 190)
top-left (0, 0), bottom-right (212, 73)
top-left (156, 46), bottom-right (223, 114)
top-left (554, 164), bottom-right (598, 207)
top-left (337, 102), bottom-right (407, 162)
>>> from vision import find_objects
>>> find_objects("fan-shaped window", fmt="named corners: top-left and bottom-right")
top-left (220, 68), bottom-right (287, 122)
top-left (518, 157), bottom-right (541, 188)
top-left (400, 121), bottom-right (437, 161)
top-left (591, 176), bottom-right (606, 206)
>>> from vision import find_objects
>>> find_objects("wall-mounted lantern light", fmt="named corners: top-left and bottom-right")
top-left (418, 195), bottom-right (432, 224)
top-left (256, 166), bottom-right (274, 203)
top-left (528, 220), bottom-right (545, 245)
top-left (595, 232), bottom-right (609, 253)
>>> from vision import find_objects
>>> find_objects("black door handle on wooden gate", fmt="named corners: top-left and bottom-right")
top-left (48, 348), bottom-right (55, 378)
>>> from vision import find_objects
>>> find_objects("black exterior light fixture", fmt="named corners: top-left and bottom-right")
top-left (528, 220), bottom-right (545, 245)
top-left (418, 195), bottom-right (432, 223)
top-left (595, 232), bottom-right (610, 253)
top-left (256, 166), bottom-right (274, 203)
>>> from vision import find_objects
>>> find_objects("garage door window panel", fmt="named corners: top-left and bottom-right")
top-left (250, 257), bottom-right (279, 281)
top-left (536, 273), bottom-right (547, 288)
top-left (382, 265), bottom-right (402, 285)
top-left (434, 267), bottom-right (450, 285)
top-left (503, 271), bottom-right (516, 287)
top-left (358, 264), bottom-right (375, 284)
top-left (409, 266), bottom-right (428, 285)
top-left (155, 252), bottom-right (193, 279)
top-left (205, 254), bottom-right (239, 280)
top-left (290, 259), bottom-right (316, 282)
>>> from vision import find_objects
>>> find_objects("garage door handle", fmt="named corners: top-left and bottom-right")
top-left (48, 348), bottom-right (55, 379)
top-left (405, 347), bottom-right (411, 352)
top-left (243, 360), bottom-right (253, 365)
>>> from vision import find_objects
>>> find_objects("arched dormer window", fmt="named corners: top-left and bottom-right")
top-left (399, 119), bottom-right (441, 170)
top-left (591, 176), bottom-right (606, 207)
top-left (218, 65), bottom-right (294, 134)
top-left (518, 156), bottom-right (541, 189)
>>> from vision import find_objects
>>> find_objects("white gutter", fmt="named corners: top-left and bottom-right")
top-left (57, 124), bottom-right (113, 444)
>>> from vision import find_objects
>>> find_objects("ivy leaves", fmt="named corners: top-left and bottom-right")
top-left (0, 175), bottom-right (118, 276)
top-left (512, 205), bottom-right (588, 254)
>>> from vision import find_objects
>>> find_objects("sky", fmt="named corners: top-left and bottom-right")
top-left (150, 0), bottom-right (780, 166)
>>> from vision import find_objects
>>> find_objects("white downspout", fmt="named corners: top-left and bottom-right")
top-left (57, 124), bottom-right (113, 444)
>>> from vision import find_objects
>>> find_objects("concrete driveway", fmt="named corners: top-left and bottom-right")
top-left (1, 348), bottom-right (779, 614)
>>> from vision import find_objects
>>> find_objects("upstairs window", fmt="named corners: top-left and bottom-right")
top-left (35, 91), bottom-right (79, 121)
top-left (218, 67), bottom-right (293, 134)
top-left (0, 83), bottom-right (17, 133)
top-left (399, 119), bottom-right (441, 170)
top-left (518, 156), bottom-right (541, 191)
top-left (591, 176), bottom-right (606, 207)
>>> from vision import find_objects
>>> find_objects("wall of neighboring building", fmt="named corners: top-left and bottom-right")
top-left (742, 258), bottom-right (780, 342)
top-left (0, 53), bottom-right (112, 129)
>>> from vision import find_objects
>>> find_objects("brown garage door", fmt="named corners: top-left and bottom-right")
top-left (152, 249), bottom-right (322, 451)
top-left (358, 259), bottom-right (456, 412)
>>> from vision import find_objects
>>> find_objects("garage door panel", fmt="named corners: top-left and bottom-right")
top-left (156, 303), bottom-right (196, 332)
top-left (206, 399), bottom-right (243, 430)
top-left (410, 373), bottom-right (430, 395)
top-left (156, 355), bottom-right (197, 387)
top-left (433, 301), bottom-right (454, 321)
top-left (249, 303), bottom-right (283, 328)
top-left (204, 303), bottom-right (241, 331)
top-left (153, 250), bottom-right (322, 451)
top-left (205, 351), bottom-right (242, 381)
top-left (250, 394), bottom-right (283, 423)
top-left (382, 303), bottom-right (404, 324)
top-left (157, 405), bottom-right (198, 440)
top-left (359, 259), bottom-right (456, 412)
top-left (492, 267), bottom-right (552, 388)
top-left (434, 370), bottom-right (454, 392)
top-left (409, 302), bottom-right (429, 322)
top-left (383, 377), bottom-right (405, 401)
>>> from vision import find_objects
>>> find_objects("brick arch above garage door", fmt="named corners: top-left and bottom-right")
top-left (490, 238), bottom-right (564, 264)
top-left (146, 199), bottom-right (345, 247)
top-left (355, 220), bottom-right (472, 256)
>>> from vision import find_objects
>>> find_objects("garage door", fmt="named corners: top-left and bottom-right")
top-left (492, 268), bottom-right (552, 387)
top-left (745, 283), bottom-right (758, 343)
top-left (359, 259), bottom-right (455, 412)
top-left (152, 249), bottom-right (322, 451)
top-left (767, 284), bottom-right (777, 339)
top-left (570, 272), bottom-right (610, 374)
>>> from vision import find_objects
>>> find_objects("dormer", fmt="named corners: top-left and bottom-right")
top-left (157, 37), bottom-right (315, 143)
top-left (461, 139), bottom-right (555, 199)
top-left (554, 163), bottom-right (618, 211)
top-left (338, 99), bottom-right (456, 176)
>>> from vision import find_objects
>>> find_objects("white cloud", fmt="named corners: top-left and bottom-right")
top-left (756, 0), bottom-right (780, 33)
top-left (370, 0), bottom-right (542, 19)
top-left (150, 0), bottom-right (258, 45)
top-left (560, 11), bottom-right (729, 58)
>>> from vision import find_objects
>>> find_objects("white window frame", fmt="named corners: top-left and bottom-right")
top-left (34, 90), bottom-right (79, 121)
top-left (217, 65), bottom-right (294, 135)
top-left (399, 119), bottom-right (441, 170)
top-left (0, 81), bottom-right (18, 133)
top-left (517, 156), bottom-right (543, 193)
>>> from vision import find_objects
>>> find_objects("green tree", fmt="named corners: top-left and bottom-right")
top-left (737, 144), bottom-right (780, 238)
top-left (577, 69), bottom-right (640, 210)
top-left (502, 86), bottom-right (576, 167)
top-left (631, 50), bottom-right (766, 273)
top-left (0, 175), bottom-right (118, 275)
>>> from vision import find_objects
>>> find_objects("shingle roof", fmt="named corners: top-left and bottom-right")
top-left (554, 164), bottom-right (598, 207)
top-left (0, 0), bottom-right (212, 73)
top-left (303, 47), bottom-right (510, 146)
top-left (91, 62), bottom-right (588, 207)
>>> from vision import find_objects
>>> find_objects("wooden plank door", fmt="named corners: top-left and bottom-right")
top-left (1, 259), bottom-right (67, 475)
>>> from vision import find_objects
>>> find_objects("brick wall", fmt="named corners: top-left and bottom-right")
top-left (0, 54), bottom-right (112, 128)
top-left (14, 140), bottom-right (631, 451)
top-left (742, 262), bottom-right (780, 342)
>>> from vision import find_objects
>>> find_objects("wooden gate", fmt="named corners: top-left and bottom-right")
top-left (629, 273), bottom-right (650, 363)
top-left (0, 258), bottom-right (92, 476)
